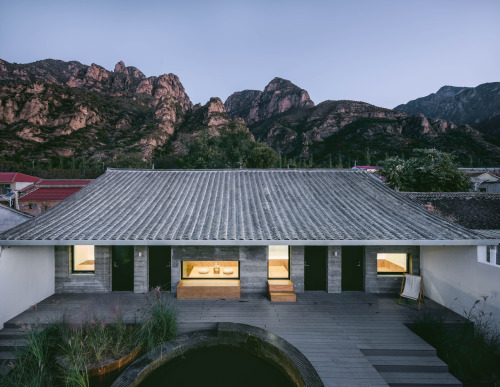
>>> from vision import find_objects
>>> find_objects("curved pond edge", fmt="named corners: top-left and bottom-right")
top-left (111, 322), bottom-right (324, 387)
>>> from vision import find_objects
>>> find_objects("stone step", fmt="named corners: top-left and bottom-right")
top-left (380, 372), bottom-right (462, 386)
top-left (367, 355), bottom-right (449, 373)
top-left (268, 280), bottom-right (294, 293)
top-left (0, 351), bottom-right (17, 362)
top-left (0, 328), bottom-right (25, 340)
top-left (0, 339), bottom-right (29, 352)
top-left (361, 347), bottom-right (437, 357)
top-left (270, 292), bottom-right (296, 302)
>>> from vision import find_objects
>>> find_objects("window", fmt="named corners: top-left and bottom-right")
top-left (0, 184), bottom-right (9, 195)
top-left (71, 245), bottom-right (95, 273)
top-left (268, 245), bottom-right (290, 279)
top-left (479, 245), bottom-right (500, 267)
top-left (181, 261), bottom-right (239, 279)
top-left (377, 253), bottom-right (407, 275)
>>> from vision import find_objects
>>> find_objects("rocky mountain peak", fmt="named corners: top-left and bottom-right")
top-left (202, 97), bottom-right (230, 126)
top-left (114, 61), bottom-right (127, 74)
top-left (225, 77), bottom-right (314, 124)
top-left (435, 85), bottom-right (469, 97)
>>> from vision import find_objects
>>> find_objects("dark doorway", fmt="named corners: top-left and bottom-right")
top-left (112, 246), bottom-right (134, 291)
top-left (341, 246), bottom-right (364, 291)
top-left (149, 246), bottom-right (171, 291)
top-left (304, 246), bottom-right (327, 291)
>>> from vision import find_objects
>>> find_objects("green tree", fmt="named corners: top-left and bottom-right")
top-left (246, 145), bottom-right (278, 168)
top-left (380, 149), bottom-right (471, 192)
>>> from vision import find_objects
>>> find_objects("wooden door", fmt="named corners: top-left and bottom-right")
top-left (341, 246), bottom-right (364, 291)
top-left (149, 246), bottom-right (171, 291)
top-left (112, 246), bottom-right (134, 291)
top-left (304, 246), bottom-right (327, 291)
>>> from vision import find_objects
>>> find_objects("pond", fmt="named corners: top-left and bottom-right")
top-left (139, 345), bottom-right (293, 387)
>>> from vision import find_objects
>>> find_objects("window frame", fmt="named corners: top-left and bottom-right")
top-left (70, 245), bottom-right (96, 274)
top-left (267, 245), bottom-right (291, 280)
top-left (180, 261), bottom-right (240, 280)
top-left (376, 253), bottom-right (410, 276)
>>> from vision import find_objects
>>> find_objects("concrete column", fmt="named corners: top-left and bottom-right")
top-left (327, 246), bottom-right (342, 293)
top-left (134, 246), bottom-right (148, 293)
top-left (240, 246), bottom-right (267, 293)
top-left (291, 246), bottom-right (304, 293)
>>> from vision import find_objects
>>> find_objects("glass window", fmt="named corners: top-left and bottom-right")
top-left (268, 245), bottom-right (290, 279)
top-left (377, 253), bottom-right (407, 274)
top-left (181, 261), bottom-right (239, 279)
top-left (72, 245), bottom-right (95, 273)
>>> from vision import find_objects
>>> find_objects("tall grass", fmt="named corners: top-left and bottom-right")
top-left (412, 296), bottom-right (500, 386)
top-left (136, 287), bottom-right (178, 352)
top-left (0, 322), bottom-right (64, 387)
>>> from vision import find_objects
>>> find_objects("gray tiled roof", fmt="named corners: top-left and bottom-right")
top-left (0, 169), bottom-right (487, 244)
top-left (403, 192), bottom-right (500, 230)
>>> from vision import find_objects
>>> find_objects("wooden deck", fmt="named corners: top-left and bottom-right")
top-left (2, 292), bottom-right (465, 386)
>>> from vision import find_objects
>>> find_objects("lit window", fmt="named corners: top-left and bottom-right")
top-left (72, 245), bottom-right (95, 273)
top-left (377, 253), bottom-right (407, 274)
top-left (268, 245), bottom-right (290, 279)
top-left (181, 261), bottom-right (239, 279)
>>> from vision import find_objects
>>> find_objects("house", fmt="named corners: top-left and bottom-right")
top-left (0, 169), bottom-right (498, 330)
top-left (0, 172), bottom-right (40, 194)
top-left (460, 168), bottom-right (500, 193)
top-left (0, 205), bottom-right (33, 233)
top-left (18, 179), bottom-right (92, 216)
top-left (405, 191), bottom-right (500, 325)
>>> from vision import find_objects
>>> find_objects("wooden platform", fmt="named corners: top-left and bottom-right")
top-left (268, 280), bottom-right (296, 302)
top-left (177, 279), bottom-right (241, 299)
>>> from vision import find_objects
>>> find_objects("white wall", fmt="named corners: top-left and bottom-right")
top-left (0, 246), bottom-right (55, 329)
top-left (421, 245), bottom-right (500, 330)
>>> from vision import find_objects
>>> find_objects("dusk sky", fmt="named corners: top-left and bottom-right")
top-left (1, 0), bottom-right (499, 109)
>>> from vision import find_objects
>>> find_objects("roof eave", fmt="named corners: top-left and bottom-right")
top-left (0, 239), bottom-right (497, 246)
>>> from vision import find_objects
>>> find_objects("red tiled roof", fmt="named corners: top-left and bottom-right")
top-left (0, 172), bottom-right (40, 183)
top-left (37, 179), bottom-right (92, 186)
top-left (19, 187), bottom-right (82, 201)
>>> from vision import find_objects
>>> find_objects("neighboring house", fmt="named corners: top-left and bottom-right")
top-left (0, 172), bottom-right (40, 194)
top-left (352, 166), bottom-right (382, 173)
top-left (0, 205), bottom-right (33, 233)
top-left (18, 179), bottom-right (92, 216)
top-left (460, 168), bottom-right (500, 193)
top-left (405, 191), bottom-right (500, 325)
top-left (0, 169), bottom-right (498, 329)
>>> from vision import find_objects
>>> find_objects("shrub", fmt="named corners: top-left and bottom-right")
top-left (412, 297), bottom-right (500, 386)
top-left (136, 287), bottom-right (178, 352)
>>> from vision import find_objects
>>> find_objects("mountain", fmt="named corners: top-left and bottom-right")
top-left (395, 83), bottom-right (500, 139)
top-left (225, 80), bottom-right (500, 165)
top-left (1, 58), bottom-right (500, 172)
top-left (0, 59), bottom-right (250, 168)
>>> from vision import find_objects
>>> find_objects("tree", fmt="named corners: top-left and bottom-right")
top-left (380, 149), bottom-right (471, 192)
top-left (246, 145), bottom-right (278, 168)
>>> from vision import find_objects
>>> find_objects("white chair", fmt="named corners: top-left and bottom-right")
top-left (399, 273), bottom-right (424, 310)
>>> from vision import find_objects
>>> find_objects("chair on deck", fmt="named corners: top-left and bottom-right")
top-left (399, 273), bottom-right (424, 310)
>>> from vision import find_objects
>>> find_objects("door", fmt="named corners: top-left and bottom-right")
top-left (112, 246), bottom-right (134, 291)
top-left (149, 246), bottom-right (171, 291)
top-left (304, 246), bottom-right (327, 291)
top-left (342, 246), bottom-right (364, 291)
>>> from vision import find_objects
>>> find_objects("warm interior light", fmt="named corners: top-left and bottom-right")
top-left (269, 245), bottom-right (288, 260)
top-left (377, 253), bottom-right (407, 273)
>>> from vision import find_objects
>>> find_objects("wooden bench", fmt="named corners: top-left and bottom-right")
top-left (177, 279), bottom-right (241, 299)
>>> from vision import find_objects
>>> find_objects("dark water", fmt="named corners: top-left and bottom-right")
top-left (139, 345), bottom-right (295, 387)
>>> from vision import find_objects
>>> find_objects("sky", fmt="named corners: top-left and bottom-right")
top-left (0, 0), bottom-right (499, 109)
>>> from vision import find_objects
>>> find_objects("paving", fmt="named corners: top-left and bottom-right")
top-left (1, 292), bottom-right (465, 386)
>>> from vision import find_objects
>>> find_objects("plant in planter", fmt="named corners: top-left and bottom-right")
top-left (136, 287), bottom-right (178, 352)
